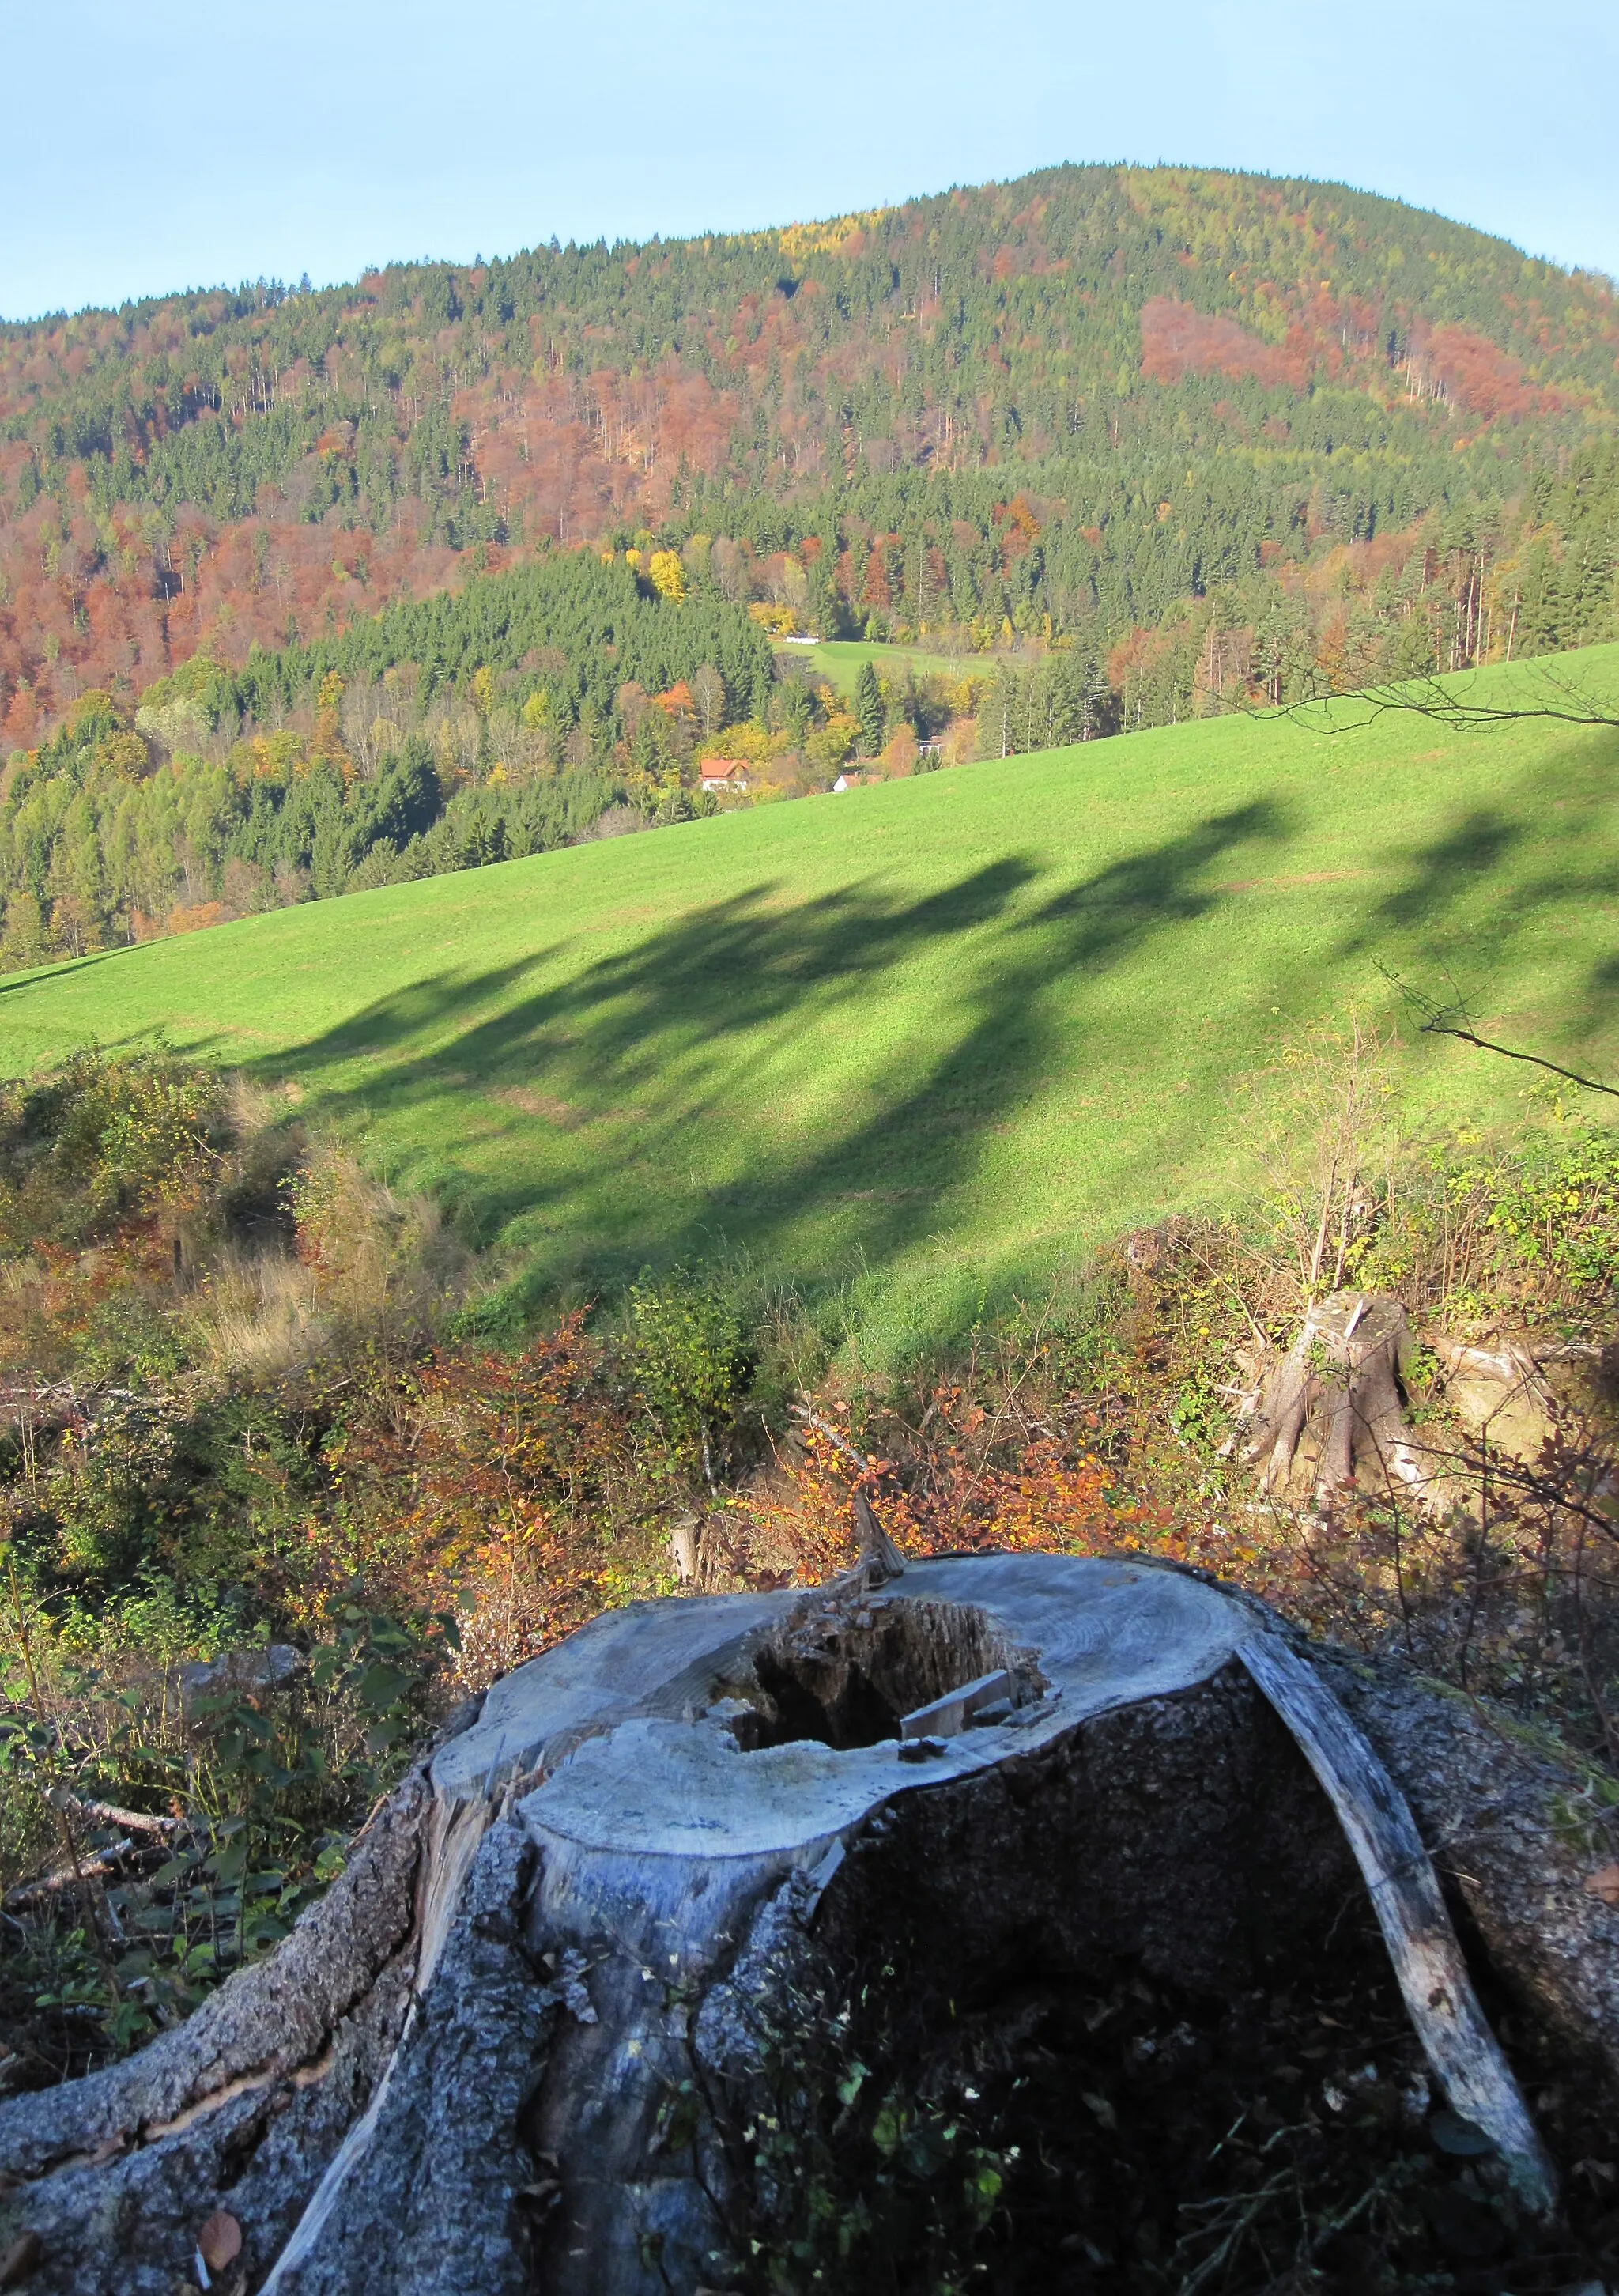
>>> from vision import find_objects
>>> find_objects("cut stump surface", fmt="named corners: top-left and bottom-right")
top-left (0, 1554), bottom-right (1603, 2294)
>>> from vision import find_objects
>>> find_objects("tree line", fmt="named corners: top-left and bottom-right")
top-left (0, 556), bottom-right (782, 965)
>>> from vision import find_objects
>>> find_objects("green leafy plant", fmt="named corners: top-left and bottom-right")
top-left (1, 1589), bottom-right (440, 2071)
top-left (690, 1946), bottom-right (1014, 2296)
top-left (625, 1268), bottom-right (754, 1482)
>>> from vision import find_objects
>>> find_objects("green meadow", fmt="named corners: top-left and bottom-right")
top-left (774, 637), bottom-right (973, 696)
top-left (6, 651), bottom-right (1618, 1359)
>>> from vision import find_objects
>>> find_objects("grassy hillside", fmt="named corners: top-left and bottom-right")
top-left (774, 639), bottom-right (972, 698)
top-left (4, 650), bottom-right (1617, 1360)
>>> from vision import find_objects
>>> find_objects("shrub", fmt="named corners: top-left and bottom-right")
top-left (0, 1048), bottom-right (225, 1253)
top-left (625, 1267), bottom-right (754, 1478)
top-left (0, 1580), bottom-right (443, 2073)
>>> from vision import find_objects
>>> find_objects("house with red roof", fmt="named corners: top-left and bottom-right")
top-left (699, 760), bottom-right (751, 793)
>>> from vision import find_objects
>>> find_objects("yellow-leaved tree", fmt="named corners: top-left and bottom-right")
top-left (647, 549), bottom-right (686, 602)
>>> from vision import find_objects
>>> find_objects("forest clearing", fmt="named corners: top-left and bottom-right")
top-left (770, 638), bottom-right (972, 696)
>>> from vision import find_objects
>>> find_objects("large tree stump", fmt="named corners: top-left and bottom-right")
top-left (1, 1554), bottom-right (1610, 2294)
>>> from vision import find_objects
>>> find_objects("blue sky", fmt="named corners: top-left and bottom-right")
top-left (2, 0), bottom-right (1614, 319)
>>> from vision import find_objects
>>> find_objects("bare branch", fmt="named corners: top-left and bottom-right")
top-left (1283, 662), bottom-right (1619, 738)
top-left (1378, 965), bottom-right (1619, 1100)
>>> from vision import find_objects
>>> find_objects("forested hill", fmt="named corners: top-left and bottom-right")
top-left (3, 163), bottom-right (1617, 753)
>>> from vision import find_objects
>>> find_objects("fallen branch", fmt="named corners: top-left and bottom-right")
top-left (787, 1403), bottom-right (868, 1471)
top-left (68, 1799), bottom-right (183, 1839)
top-left (3, 1842), bottom-right (134, 1912)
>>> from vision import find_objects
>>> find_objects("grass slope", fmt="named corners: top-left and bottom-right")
top-left (5, 653), bottom-right (1618, 1360)
top-left (773, 639), bottom-right (972, 697)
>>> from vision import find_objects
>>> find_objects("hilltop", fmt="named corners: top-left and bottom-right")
top-left (3, 161), bottom-right (1617, 761)
top-left (6, 648), bottom-right (1617, 1359)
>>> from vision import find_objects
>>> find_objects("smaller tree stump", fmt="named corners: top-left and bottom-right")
top-left (1240, 1291), bottom-right (1440, 1507)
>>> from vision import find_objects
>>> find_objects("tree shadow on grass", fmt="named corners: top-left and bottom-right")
top-left (1337, 738), bottom-right (1619, 1072)
top-left (1361, 809), bottom-right (1522, 933)
top-left (261, 801), bottom-right (1289, 1308)
top-left (272, 858), bottom-right (1040, 1095)
top-left (0, 946), bottom-right (134, 1001)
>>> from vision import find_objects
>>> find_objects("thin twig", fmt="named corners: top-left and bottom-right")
top-left (1283, 664), bottom-right (1619, 736)
top-left (1379, 965), bottom-right (1619, 1098)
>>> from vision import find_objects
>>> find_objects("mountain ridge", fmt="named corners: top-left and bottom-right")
top-left (2, 160), bottom-right (1615, 750)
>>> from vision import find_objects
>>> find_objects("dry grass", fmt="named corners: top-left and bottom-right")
top-left (186, 1136), bottom-right (470, 1384)
top-left (189, 1250), bottom-right (332, 1383)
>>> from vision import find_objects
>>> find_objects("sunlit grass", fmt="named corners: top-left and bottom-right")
top-left (6, 648), bottom-right (1618, 1360)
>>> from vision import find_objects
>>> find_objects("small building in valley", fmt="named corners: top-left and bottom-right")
top-left (699, 759), bottom-right (750, 793)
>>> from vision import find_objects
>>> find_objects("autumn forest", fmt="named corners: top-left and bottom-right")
top-left (3, 161), bottom-right (1618, 963)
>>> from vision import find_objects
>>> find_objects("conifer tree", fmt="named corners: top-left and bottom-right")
top-left (854, 661), bottom-right (885, 757)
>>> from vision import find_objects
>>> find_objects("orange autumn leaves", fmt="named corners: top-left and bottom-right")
top-left (296, 1312), bottom-right (660, 1664)
top-left (285, 1314), bottom-right (1292, 1679)
top-left (728, 1388), bottom-right (1296, 1604)
top-left (732, 1414), bottom-right (1121, 1584)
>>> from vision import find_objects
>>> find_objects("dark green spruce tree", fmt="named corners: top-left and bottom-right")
top-left (854, 662), bottom-right (885, 758)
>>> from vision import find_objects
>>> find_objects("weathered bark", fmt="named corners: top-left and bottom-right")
top-left (1, 1556), bottom-right (1612, 2294)
top-left (1236, 1294), bottom-right (1580, 1511)
top-left (1239, 1291), bottom-right (1437, 1505)
top-left (1327, 1652), bottom-right (1619, 2094)
top-left (0, 1773), bottom-right (430, 2291)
